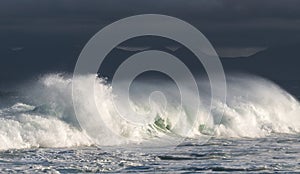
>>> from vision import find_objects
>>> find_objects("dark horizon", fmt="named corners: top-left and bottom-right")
top-left (1, 0), bottom-right (300, 85)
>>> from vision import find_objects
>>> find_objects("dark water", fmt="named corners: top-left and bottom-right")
top-left (0, 135), bottom-right (299, 173)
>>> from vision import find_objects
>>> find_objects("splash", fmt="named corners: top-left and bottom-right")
top-left (0, 73), bottom-right (299, 150)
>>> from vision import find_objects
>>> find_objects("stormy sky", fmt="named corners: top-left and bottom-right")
top-left (1, 0), bottom-right (300, 85)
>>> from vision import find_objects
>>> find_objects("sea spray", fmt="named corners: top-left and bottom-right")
top-left (0, 73), bottom-right (299, 150)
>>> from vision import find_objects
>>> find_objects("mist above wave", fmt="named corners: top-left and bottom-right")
top-left (0, 73), bottom-right (299, 150)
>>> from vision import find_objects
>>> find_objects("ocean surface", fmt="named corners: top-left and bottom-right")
top-left (0, 74), bottom-right (299, 173)
top-left (0, 134), bottom-right (300, 173)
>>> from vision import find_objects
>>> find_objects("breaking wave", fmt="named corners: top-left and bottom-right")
top-left (0, 73), bottom-right (299, 150)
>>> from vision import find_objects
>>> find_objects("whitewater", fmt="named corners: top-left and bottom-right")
top-left (0, 73), bottom-right (299, 151)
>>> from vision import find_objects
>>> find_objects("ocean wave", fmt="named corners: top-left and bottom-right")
top-left (0, 114), bottom-right (92, 150)
top-left (0, 73), bottom-right (299, 150)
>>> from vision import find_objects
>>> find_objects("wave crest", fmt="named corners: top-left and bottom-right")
top-left (0, 73), bottom-right (299, 150)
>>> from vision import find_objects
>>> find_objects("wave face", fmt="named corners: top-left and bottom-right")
top-left (0, 73), bottom-right (299, 150)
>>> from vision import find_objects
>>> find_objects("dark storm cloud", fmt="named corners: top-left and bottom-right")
top-left (1, 0), bottom-right (300, 85)
top-left (1, 0), bottom-right (300, 48)
top-left (2, 0), bottom-right (300, 20)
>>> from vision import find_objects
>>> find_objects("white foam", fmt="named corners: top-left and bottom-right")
top-left (0, 114), bottom-right (92, 150)
top-left (213, 76), bottom-right (300, 137)
top-left (0, 73), bottom-right (299, 150)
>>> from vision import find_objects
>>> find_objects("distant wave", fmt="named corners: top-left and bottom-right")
top-left (0, 73), bottom-right (299, 150)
